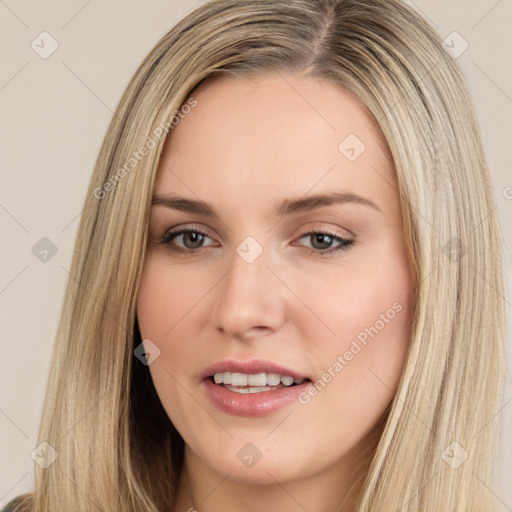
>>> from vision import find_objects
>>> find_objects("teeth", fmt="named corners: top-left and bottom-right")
top-left (280, 375), bottom-right (294, 386)
top-left (267, 373), bottom-right (281, 386)
top-left (230, 372), bottom-right (247, 386)
top-left (212, 372), bottom-right (305, 387)
top-left (225, 385), bottom-right (274, 394)
top-left (247, 373), bottom-right (267, 386)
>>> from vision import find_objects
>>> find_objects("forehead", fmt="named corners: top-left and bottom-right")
top-left (154, 73), bottom-right (395, 211)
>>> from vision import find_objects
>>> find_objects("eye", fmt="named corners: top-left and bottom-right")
top-left (295, 230), bottom-right (354, 256)
top-left (159, 227), bottom-right (217, 254)
top-left (158, 226), bottom-right (355, 257)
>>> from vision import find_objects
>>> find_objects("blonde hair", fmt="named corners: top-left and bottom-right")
top-left (12, 0), bottom-right (506, 510)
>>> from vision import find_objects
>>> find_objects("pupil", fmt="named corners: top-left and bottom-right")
top-left (312, 233), bottom-right (332, 250)
top-left (185, 232), bottom-right (203, 248)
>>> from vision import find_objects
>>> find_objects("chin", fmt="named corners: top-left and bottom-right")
top-left (193, 438), bottom-right (326, 485)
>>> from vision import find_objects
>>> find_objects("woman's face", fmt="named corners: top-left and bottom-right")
top-left (137, 72), bottom-right (414, 486)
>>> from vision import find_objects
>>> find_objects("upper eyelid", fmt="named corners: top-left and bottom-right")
top-left (163, 225), bottom-right (215, 240)
top-left (162, 224), bottom-right (352, 237)
top-left (162, 220), bottom-right (353, 237)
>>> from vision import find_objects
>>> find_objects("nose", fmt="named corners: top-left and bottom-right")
top-left (211, 242), bottom-right (286, 341)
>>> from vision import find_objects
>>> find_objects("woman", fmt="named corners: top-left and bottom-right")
top-left (2, 0), bottom-right (507, 511)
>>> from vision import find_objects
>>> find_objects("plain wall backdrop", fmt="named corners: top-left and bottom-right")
top-left (1, 0), bottom-right (511, 508)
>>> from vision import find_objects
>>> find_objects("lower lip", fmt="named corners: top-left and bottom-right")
top-left (203, 378), bottom-right (312, 417)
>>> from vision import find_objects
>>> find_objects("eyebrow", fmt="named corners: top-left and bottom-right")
top-left (151, 191), bottom-right (381, 218)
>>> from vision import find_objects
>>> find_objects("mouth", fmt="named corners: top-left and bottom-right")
top-left (209, 371), bottom-right (309, 393)
top-left (201, 360), bottom-right (313, 416)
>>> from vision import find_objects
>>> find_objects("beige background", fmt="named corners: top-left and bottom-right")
top-left (1, 0), bottom-right (511, 508)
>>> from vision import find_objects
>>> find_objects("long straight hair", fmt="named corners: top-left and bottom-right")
top-left (12, 1), bottom-right (506, 510)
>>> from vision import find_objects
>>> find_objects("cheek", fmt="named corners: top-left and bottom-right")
top-left (294, 251), bottom-right (413, 436)
top-left (136, 255), bottom-right (207, 340)
top-left (301, 238), bottom-right (413, 361)
top-left (136, 258), bottom-right (193, 397)
top-left (135, 255), bottom-right (214, 407)
top-left (135, 259), bottom-right (197, 430)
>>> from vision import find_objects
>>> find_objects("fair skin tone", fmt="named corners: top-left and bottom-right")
top-left (136, 72), bottom-right (415, 512)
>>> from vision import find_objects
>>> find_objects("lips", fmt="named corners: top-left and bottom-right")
top-left (200, 359), bottom-right (313, 417)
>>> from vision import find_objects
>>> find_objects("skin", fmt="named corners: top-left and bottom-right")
top-left (136, 72), bottom-right (415, 512)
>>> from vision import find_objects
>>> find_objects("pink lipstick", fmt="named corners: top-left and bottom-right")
top-left (201, 359), bottom-right (312, 417)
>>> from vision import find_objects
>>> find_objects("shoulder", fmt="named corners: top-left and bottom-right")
top-left (1, 496), bottom-right (27, 512)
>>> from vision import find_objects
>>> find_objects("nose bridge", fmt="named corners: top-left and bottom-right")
top-left (212, 235), bottom-right (284, 338)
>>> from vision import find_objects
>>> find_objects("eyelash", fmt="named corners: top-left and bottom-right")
top-left (158, 226), bottom-right (354, 257)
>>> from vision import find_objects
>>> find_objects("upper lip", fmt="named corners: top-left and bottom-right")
top-left (201, 359), bottom-right (310, 381)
